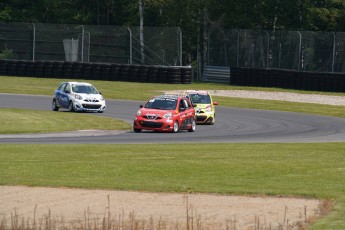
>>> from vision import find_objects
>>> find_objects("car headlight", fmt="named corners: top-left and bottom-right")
top-left (136, 110), bottom-right (142, 116)
top-left (206, 105), bottom-right (212, 112)
top-left (163, 112), bottom-right (173, 119)
top-left (74, 94), bottom-right (83, 100)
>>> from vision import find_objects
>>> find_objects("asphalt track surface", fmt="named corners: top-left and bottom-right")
top-left (1, 93), bottom-right (345, 144)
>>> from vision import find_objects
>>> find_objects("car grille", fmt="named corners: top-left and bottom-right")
top-left (82, 104), bottom-right (102, 109)
top-left (196, 116), bottom-right (207, 122)
top-left (140, 121), bottom-right (164, 128)
top-left (84, 99), bottom-right (100, 102)
top-left (143, 115), bottom-right (162, 120)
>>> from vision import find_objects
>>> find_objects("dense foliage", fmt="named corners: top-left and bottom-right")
top-left (1, 0), bottom-right (345, 62)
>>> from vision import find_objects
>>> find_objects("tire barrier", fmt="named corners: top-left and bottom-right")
top-left (72, 62), bottom-right (82, 79)
top-left (129, 65), bottom-right (140, 82)
top-left (181, 67), bottom-right (192, 84)
top-left (99, 63), bottom-right (110, 81)
top-left (0, 59), bottom-right (8, 75)
top-left (17, 61), bottom-right (27, 76)
top-left (44, 61), bottom-right (54, 78)
top-left (139, 65), bottom-right (149, 82)
top-left (147, 66), bottom-right (159, 83)
top-left (81, 63), bottom-right (92, 79)
top-left (119, 64), bottom-right (130, 81)
top-left (91, 63), bottom-right (102, 80)
top-left (62, 62), bottom-right (73, 79)
top-left (158, 66), bottom-right (168, 83)
top-left (34, 61), bottom-right (45, 78)
top-left (109, 63), bottom-right (120, 81)
top-left (230, 67), bottom-right (345, 92)
top-left (167, 67), bottom-right (182, 84)
top-left (0, 59), bottom-right (193, 84)
top-left (26, 61), bottom-right (36, 77)
top-left (7, 60), bottom-right (18, 76)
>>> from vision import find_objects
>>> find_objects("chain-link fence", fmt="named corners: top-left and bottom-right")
top-left (207, 29), bottom-right (345, 73)
top-left (0, 22), bottom-right (182, 66)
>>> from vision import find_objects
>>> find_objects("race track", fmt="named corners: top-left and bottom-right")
top-left (1, 93), bottom-right (345, 144)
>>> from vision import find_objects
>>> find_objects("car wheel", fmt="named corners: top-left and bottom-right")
top-left (211, 114), bottom-right (215, 125)
top-left (133, 128), bottom-right (142, 133)
top-left (68, 101), bottom-right (75, 112)
top-left (52, 99), bottom-right (59, 111)
top-left (188, 119), bottom-right (196, 132)
top-left (172, 120), bottom-right (179, 133)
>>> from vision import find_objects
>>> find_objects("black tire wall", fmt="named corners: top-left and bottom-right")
top-left (230, 67), bottom-right (345, 92)
top-left (0, 60), bottom-right (193, 84)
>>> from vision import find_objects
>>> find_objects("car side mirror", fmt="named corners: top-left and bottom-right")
top-left (139, 105), bottom-right (143, 108)
top-left (213, 101), bottom-right (218, 105)
top-left (64, 90), bottom-right (70, 94)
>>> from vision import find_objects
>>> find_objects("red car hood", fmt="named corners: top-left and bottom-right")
top-left (140, 108), bottom-right (175, 117)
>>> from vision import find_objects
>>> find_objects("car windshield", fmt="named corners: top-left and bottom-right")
top-left (72, 84), bottom-right (98, 94)
top-left (188, 94), bottom-right (211, 104)
top-left (144, 98), bottom-right (177, 110)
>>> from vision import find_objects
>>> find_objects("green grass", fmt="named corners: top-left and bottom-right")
top-left (0, 108), bottom-right (131, 134)
top-left (0, 143), bottom-right (345, 229)
top-left (215, 96), bottom-right (345, 118)
top-left (1, 75), bottom-right (345, 229)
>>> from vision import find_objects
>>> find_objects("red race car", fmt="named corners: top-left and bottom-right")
top-left (133, 94), bottom-right (196, 133)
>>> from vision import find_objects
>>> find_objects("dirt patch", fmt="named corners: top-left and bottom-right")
top-left (0, 186), bottom-right (324, 229)
top-left (164, 90), bottom-right (345, 106)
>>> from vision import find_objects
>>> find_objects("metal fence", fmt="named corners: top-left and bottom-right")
top-left (207, 29), bottom-right (345, 73)
top-left (0, 22), bottom-right (182, 66)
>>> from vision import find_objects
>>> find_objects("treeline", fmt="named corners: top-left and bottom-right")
top-left (1, 0), bottom-right (345, 63)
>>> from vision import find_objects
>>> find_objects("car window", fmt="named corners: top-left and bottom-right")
top-left (72, 85), bottom-right (98, 94)
top-left (183, 99), bottom-right (192, 109)
top-left (65, 84), bottom-right (72, 93)
top-left (179, 99), bottom-right (186, 110)
top-left (189, 94), bottom-right (211, 104)
top-left (57, 83), bottom-right (66, 91)
top-left (145, 98), bottom-right (177, 110)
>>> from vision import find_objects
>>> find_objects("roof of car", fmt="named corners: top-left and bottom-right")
top-left (154, 94), bottom-right (186, 100)
top-left (185, 90), bottom-right (209, 95)
top-left (67, 82), bottom-right (92, 86)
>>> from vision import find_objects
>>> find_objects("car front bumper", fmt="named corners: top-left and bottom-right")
top-left (133, 117), bottom-right (174, 132)
top-left (74, 100), bottom-right (106, 112)
top-left (195, 111), bottom-right (215, 124)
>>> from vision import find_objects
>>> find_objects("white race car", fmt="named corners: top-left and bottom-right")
top-left (52, 82), bottom-right (106, 113)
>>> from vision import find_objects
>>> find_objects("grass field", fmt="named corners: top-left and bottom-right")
top-left (1, 75), bottom-right (345, 229)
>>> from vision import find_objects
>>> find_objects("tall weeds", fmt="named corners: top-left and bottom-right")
top-left (0, 199), bottom-right (327, 230)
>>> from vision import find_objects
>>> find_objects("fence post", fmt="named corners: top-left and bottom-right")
top-left (265, 30), bottom-right (269, 68)
top-left (81, 25), bottom-right (84, 63)
top-left (236, 30), bottom-right (240, 67)
top-left (32, 23), bottom-right (36, 61)
top-left (297, 31), bottom-right (302, 71)
top-left (127, 27), bottom-right (132, 64)
top-left (332, 32), bottom-right (336, 72)
top-left (178, 28), bottom-right (182, 66)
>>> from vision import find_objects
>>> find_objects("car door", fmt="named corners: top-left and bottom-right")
top-left (178, 99), bottom-right (194, 129)
top-left (58, 83), bottom-right (70, 108)
top-left (184, 99), bottom-right (195, 125)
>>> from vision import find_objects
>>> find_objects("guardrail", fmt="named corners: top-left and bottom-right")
top-left (203, 66), bottom-right (230, 83)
